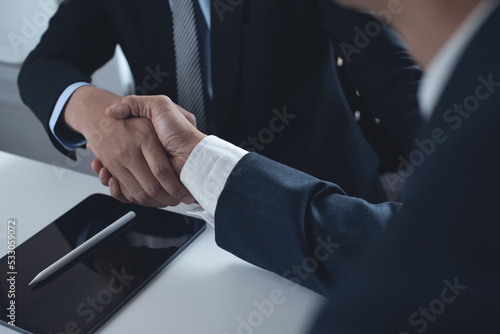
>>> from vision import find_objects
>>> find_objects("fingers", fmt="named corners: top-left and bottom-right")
top-left (105, 95), bottom-right (145, 119)
top-left (116, 166), bottom-right (167, 207)
top-left (97, 96), bottom-right (196, 207)
top-left (105, 95), bottom-right (197, 129)
top-left (105, 102), bottom-right (132, 119)
top-left (92, 159), bottom-right (111, 187)
top-left (109, 177), bottom-right (131, 203)
top-left (97, 152), bottom-right (165, 207)
top-left (91, 158), bottom-right (103, 174)
top-left (141, 137), bottom-right (194, 205)
top-left (97, 163), bottom-right (169, 207)
top-left (91, 159), bottom-right (111, 187)
top-left (125, 149), bottom-right (182, 207)
top-left (108, 172), bottom-right (166, 207)
top-left (99, 167), bottom-right (111, 187)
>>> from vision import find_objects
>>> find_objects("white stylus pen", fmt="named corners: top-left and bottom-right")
top-left (28, 211), bottom-right (136, 287)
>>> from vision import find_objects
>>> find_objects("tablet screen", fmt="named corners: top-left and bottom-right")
top-left (0, 194), bottom-right (205, 334)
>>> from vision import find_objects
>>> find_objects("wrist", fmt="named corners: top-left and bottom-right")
top-left (176, 131), bottom-right (208, 174)
top-left (64, 86), bottom-right (122, 135)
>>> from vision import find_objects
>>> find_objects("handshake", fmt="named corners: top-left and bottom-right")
top-left (74, 92), bottom-right (208, 207)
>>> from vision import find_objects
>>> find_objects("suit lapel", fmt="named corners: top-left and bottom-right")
top-left (211, 0), bottom-right (247, 133)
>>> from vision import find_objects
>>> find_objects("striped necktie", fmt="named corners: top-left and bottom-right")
top-left (172, 0), bottom-right (208, 133)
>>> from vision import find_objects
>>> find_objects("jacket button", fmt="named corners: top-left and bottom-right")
top-left (354, 111), bottom-right (361, 122)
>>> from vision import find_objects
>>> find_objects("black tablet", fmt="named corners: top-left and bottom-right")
top-left (0, 194), bottom-right (206, 334)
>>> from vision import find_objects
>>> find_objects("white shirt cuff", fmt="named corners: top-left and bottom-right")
top-left (180, 135), bottom-right (248, 225)
top-left (49, 82), bottom-right (91, 151)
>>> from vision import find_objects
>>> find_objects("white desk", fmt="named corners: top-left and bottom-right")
top-left (0, 150), bottom-right (324, 334)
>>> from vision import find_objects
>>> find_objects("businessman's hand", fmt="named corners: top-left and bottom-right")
top-left (91, 95), bottom-right (207, 204)
top-left (64, 86), bottom-right (195, 207)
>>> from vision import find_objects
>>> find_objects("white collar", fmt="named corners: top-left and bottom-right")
top-left (418, 0), bottom-right (499, 119)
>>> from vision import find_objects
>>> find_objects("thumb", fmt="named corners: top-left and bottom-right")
top-left (105, 102), bottom-right (133, 119)
top-left (105, 95), bottom-right (150, 119)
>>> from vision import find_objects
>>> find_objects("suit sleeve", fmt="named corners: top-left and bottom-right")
top-left (310, 103), bottom-right (500, 334)
top-left (309, 15), bottom-right (500, 330)
top-left (18, 0), bottom-right (117, 158)
top-left (319, 0), bottom-right (422, 153)
top-left (214, 153), bottom-right (401, 296)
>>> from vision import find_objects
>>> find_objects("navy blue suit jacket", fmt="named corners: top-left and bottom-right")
top-left (215, 4), bottom-right (500, 332)
top-left (18, 0), bottom-right (421, 203)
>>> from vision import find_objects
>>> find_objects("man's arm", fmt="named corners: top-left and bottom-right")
top-left (49, 82), bottom-right (91, 151)
top-left (18, 0), bottom-right (193, 207)
top-left (65, 86), bottom-right (194, 207)
top-left (18, 0), bottom-right (116, 157)
top-left (214, 153), bottom-right (400, 296)
top-left (103, 96), bottom-right (401, 296)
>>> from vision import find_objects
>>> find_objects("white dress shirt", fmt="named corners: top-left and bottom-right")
top-left (180, 136), bottom-right (248, 226)
top-left (49, 0), bottom-right (211, 150)
top-left (418, 0), bottom-right (500, 118)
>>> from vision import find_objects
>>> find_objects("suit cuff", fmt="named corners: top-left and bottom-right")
top-left (49, 82), bottom-right (91, 151)
top-left (180, 135), bottom-right (248, 225)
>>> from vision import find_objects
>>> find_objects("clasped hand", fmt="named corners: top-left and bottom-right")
top-left (88, 95), bottom-right (206, 207)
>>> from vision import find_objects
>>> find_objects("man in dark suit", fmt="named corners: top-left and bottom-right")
top-left (310, 0), bottom-right (500, 332)
top-left (98, 0), bottom-right (500, 331)
top-left (18, 0), bottom-right (421, 207)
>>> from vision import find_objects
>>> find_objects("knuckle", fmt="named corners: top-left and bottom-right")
top-left (159, 95), bottom-right (172, 105)
top-left (111, 189), bottom-right (127, 203)
top-left (123, 95), bottom-right (137, 104)
top-left (147, 183), bottom-right (164, 198)
top-left (114, 144), bottom-right (132, 161)
top-left (114, 150), bottom-right (127, 162)
top-left (152, 162), bottom-right (171, 178)
top-left (110, 182), bottom-right (123, 199)
top-left (133, 189), bottom-right (151, 205)
top-left (131, 119), bottom-right (154, 138)
top-left (168, 184), bottom-right (186, 200)
top-left (123, 193), bottom-right (135, 204)
top-left (110, 187), bottom-right (119, 199)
